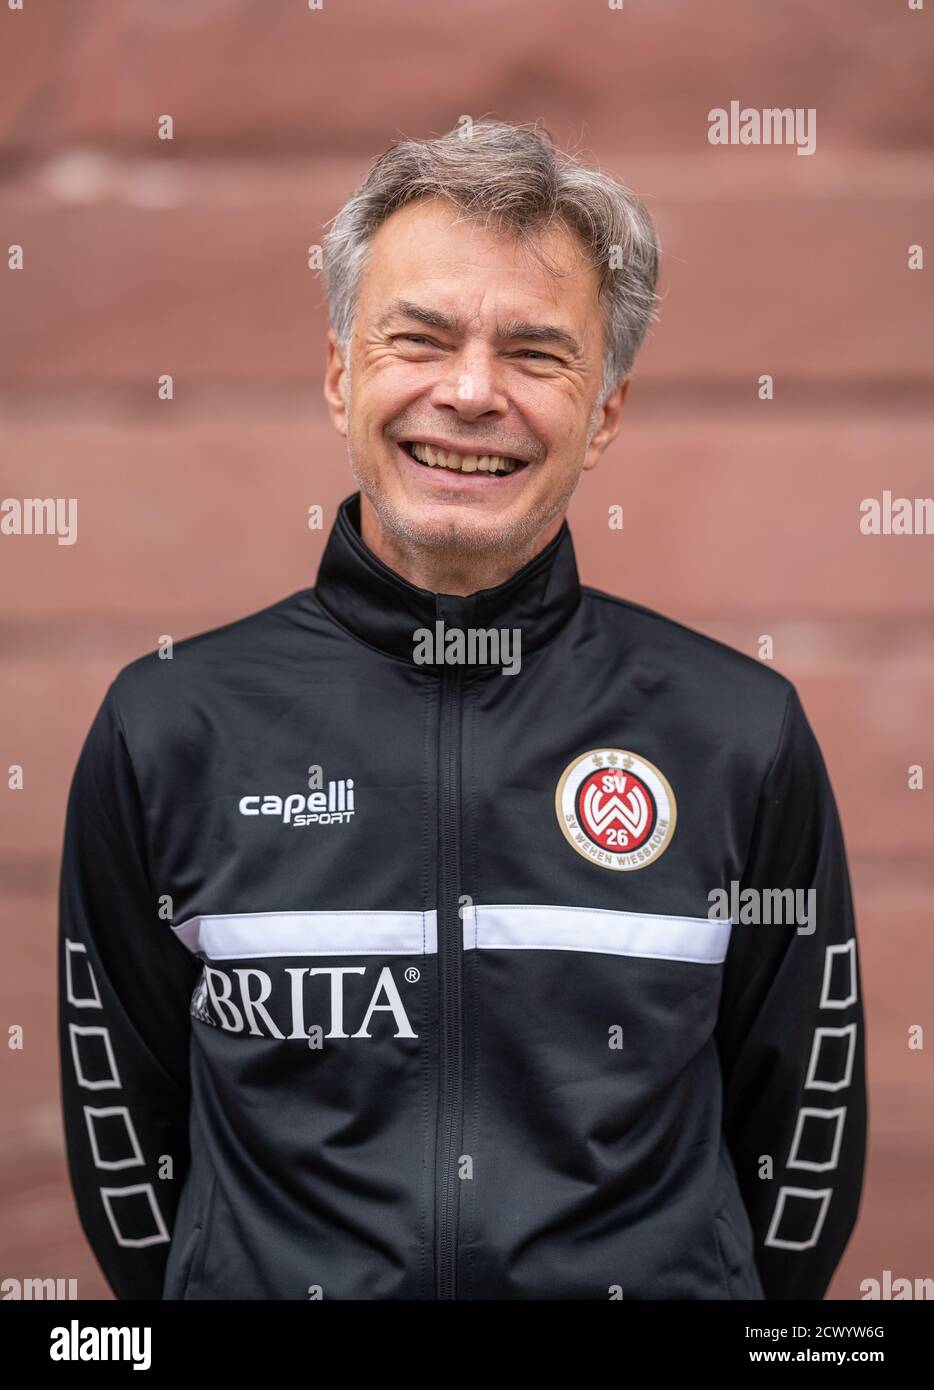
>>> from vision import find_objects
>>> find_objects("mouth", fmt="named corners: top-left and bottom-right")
top-left (398, 439), bottom-right (529, 480)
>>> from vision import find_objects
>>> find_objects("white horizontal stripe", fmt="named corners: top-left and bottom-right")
top-left (173, 910), bottom-right (437, 959)
top-left (172, 906), bottom-right (730, 964)
top-left (465, 904), bottom-right (731, 964)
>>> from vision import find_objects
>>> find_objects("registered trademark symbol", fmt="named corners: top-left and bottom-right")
top-left (404, 966), bottom-right (420, 983)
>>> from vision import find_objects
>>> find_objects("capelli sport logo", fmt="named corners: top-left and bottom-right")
top-left (239, 777), bottom-right (355, 827)
top-left (555, 749), bottom-right (677, 871)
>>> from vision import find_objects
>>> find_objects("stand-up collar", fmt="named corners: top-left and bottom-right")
top-left (313, 492), bottom-right (582, 667)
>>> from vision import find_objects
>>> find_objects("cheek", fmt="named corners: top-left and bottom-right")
top-left (517, 381), bottom-right (585, 440)
top-left (361, 364), bottom-right (432, 424)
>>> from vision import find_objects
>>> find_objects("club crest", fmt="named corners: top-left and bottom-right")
top-left (555, 748), bottom-right (677, 871)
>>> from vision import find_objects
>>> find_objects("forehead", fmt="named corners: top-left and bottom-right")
top-left (356, 197), bottom-right (602, 340)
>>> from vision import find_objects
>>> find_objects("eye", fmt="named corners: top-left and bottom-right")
top-left (515, 349), bottom-right (562, 362)
top-left (396, 334), bottom-right (436, 347)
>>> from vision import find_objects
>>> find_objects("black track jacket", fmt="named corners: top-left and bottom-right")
top-left (58, 491), bottom-right (867, 1300)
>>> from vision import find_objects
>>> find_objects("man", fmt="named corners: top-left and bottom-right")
top-left (59, 119), bottom-right (866, 1300)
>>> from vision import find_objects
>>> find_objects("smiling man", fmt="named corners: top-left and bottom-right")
top-left (321, 129), bottom-right (653, 595)
top-left (324, 194), bottom-right (623, 588)
top-left (59, 120), bottom-right (866, 1302)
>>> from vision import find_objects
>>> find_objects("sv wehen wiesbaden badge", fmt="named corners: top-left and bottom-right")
top-left (555, 748), bottom-right (677, 871)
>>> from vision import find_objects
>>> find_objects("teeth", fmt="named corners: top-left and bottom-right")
top-left (409, 442), bottom-right (519, 475)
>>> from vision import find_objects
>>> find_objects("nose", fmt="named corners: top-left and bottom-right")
top-left (428, 342), bottom-right (508, 420)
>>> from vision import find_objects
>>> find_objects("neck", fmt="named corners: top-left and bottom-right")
top-left (358, 495), bottom-right (564, 597)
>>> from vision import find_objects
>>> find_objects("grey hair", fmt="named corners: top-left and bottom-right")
top-left (322, 119), bottom-right (661, 403)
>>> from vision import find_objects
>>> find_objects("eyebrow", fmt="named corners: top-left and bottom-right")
top-left (377, 299), bottom-right (583, 358)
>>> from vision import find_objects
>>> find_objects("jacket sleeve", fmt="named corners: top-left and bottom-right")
top-left (714, 684), bottom-right (867, 1300)
top-left (57, 681), bottom-right (200, 1300)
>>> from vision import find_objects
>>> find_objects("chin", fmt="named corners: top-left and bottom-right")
top-left (401, 503), bottom-right (500, 546)
top-left (418, 505), bottom-right (548, 559)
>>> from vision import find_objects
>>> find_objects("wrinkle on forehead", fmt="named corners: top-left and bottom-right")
top-left (359, 198), bottom-right (602, 350)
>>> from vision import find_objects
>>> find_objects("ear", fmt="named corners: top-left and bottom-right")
top-left (582, 378), bottom-right (631, 473)
top-left (323, 329), bottom-right (349, 438)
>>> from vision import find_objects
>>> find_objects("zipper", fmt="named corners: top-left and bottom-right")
top-left (434, 610), bottom-right (464, 1299)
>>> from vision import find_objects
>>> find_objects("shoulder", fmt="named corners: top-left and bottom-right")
top-left (581, 585), bottom-right (794, 695)
top-left (578, 585), bottom-right (800, 760)
top-left (106, 588), bottom-right (311, 735)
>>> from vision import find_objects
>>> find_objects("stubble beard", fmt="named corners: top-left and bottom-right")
top-left (341, 372), bottom-right (599, 567)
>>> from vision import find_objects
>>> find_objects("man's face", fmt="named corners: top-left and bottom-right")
top-left (325, 196), bottom-right (626, 558)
